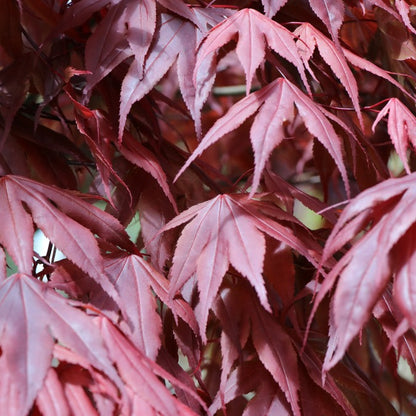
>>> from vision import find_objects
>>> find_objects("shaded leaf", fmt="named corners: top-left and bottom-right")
top-left (250, 297), bottom-right (301, 416)
top-left (261, 0), bottom-right (289, 18)
top-left (97, 317), bottom-right (203, 415)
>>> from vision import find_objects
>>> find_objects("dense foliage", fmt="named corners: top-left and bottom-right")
top-left (2, 0), bottom-right (416, 414)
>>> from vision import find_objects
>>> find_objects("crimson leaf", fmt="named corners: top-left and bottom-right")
top-left (162, 194), bottom-right (321, 341)
top-left (175, 78), bottom-right (350, 198)
top-left (0, 273), bottom-right (120, 416)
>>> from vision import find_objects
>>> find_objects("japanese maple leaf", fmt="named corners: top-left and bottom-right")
top-left (372, 98), bottom-right (416, 173)
top-left (307, 0), bottom-right (344, 45)
top-left (83, 0), bottom-right (155, 96)
top-left (104, 254), bottom-right (198, 360)
top-left (0, 273), bottom-right (120, 416)
top-left (0, 175), bottom-right (132, 298)
top-left (261, 0), bottom-right (289, 18)
top-left (98, 317), bottom-right (203, 415)
top-left (68, 89), bottom-right (177, 211)
top-left (175, 78), bottom-right (350, 198)
top-left (294, 23), bottom-right (363, 128)
top-left (36, 345), bottom-right (120, 415)
top-left (118, 10), bottom-right (229, 140)
top-left (194, 8), bottom-right (308, 97)
top-left (249, 295), bottom-right (301, 416)
top-left (67, 89), bottom-right (128, 205)
top-left (161, 194), bottom-right (321, 341)
top-left (309, 173), bottom-right (416, 371)
top-left (0, 53), bottom-right (32, 149)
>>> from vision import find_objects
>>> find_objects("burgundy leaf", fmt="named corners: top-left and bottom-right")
top-left (295, 23), bottom-right (363, 128)
top-left (0, 175), bottom-right (131, 297)
top-left (176, 78), bottom-right (350, 198)
top-left (139, 186), bottom-right (175, 271)
top-left (195, 8), bottom-right (308, 96)
top-left (0, 53), bottom-right (32, 149)
top-left (83, 2), bottom-right (132, 97)
top-left (343, 48), bottom-right (413, 99)
top-left (0, 273), bottom-right (120, 416)
top-left (250, 298), bottom-right (301, 416)
top-left (372, 98), bottom-right (416, 173)
top-left (58, 0), bottom-right (109, 33)
top-left (118, 131), bottom-right (178, 212)
top-left (243, 381), bottom-right (291, 415)
top-left (98, 317), bottom-right (203, 415)
top-left (310, 174), bottom-right (416, 371)
top-left (119, 14), bottom-right (196, 139)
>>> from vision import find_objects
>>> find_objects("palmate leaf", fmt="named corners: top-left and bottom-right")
top-left (372, 97), bottom-right (416, 173)
top-left (307, 0), bottom-right (344, 45)
top-left (161, 194), bottom-right (321, 341)
top-left (261, 0), bottom-right (290, 18)
top-left (0, 273), bottom-right (121, 416)
top-left (195, 8), bottom-right (308, 96)
top-left (309, 173), bottom-right (416, 371)
top-left (104, 253), bottom-right (198, 360)
top-left (97, 317), bottom-right (203, 416)
top-left (118, 9), bottom-right (229, 140)
top-left (295, 23), bottom-right (363, 128)
top-left (0, 175), bottom-right (132, 297)
top-left (249, 296), bottom-right (301, 416)
top-left (175, 78), bottom-right (350, 198)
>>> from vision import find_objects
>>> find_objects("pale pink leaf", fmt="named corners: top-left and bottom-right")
top-left (0, 175), bottom-right (133, 297)
top-left (311, 175), bottom-right (416, 370)
top-left (396, 0), bottom-right (416, 34)
top-left (125, 0), bottom-right (156, 79)
top-left (165, 195), bottom-right (267, 340)
top-left (98, 318), bottom-right (202, 415)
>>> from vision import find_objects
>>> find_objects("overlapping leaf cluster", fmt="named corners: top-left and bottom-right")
top-left (1, 0), bottom-right (416, 414)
